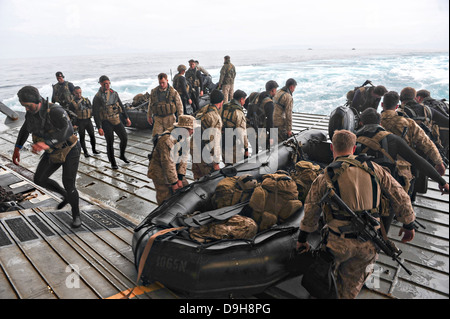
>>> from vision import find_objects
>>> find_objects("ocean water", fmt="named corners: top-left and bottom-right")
top-left (0, 48), bottom-right (448, 121)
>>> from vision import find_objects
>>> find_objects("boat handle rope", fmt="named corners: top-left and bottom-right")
top-left (121, 226), bottom-right (187, 299)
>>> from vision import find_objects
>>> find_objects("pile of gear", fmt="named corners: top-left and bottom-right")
top-left (188, 161), bottom-right (323, 243)
top-left (0, 186), bottom-right (24, 213)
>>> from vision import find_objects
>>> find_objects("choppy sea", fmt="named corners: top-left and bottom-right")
top-left (0, 48), bottom-right (448, 122)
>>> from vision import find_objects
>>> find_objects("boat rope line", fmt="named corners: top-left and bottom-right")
top-left (119, 226), bottom-right (187, 299)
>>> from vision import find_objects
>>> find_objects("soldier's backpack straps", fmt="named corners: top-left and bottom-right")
top-left (356, 131), bottom-right (395, 164)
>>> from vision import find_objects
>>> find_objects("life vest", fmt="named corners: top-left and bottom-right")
top-left (322, 155), bottom-right (381, 225)
top-left (72, 97), bottom-right (92, 120)
top-left (249, 170), bottom-right (303, 231)
top-left (213, 174), bottom-right (258, 209)
top-left (172, 74), bottom-right (190, 95)
top-left (149, 86), bottom-right (178, 117)
top-left (95, 89), bottom-right (122, 125)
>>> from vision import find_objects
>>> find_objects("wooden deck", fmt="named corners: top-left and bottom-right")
top-left (0, 111), bottom-right (448, 299)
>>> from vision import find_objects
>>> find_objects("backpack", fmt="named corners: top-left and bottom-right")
top-left (189, 215), bottom-right (258, 243)
top-left (291, 161), bottom-right (323, 203)
top-left (246, 92), bottom-right (266, 129)
top-left (249, 171), bottom-right (303, 231)
top-left (213, 174), bottom-right (258, 209)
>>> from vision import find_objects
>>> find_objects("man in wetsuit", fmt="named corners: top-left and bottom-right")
top-left (69, 86), bottom-right (100, 158)
top-left (52, 71), bottom-right (75, 108)
top-left (352, 85), bottom-right (387, 113)
top-left (92, 75), bottom-right (131, 170)
top-left (13, 86), bottom-right (82, 228)
top-left (185, 59), bottom-right (204, 113)
top-left (172, 65), bottom-right (192, 115)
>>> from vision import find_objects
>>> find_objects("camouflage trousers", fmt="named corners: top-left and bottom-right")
top-left (326, 231), bottom-right (378, 299)
top-left (192, 162), bottom-right (215, 180)
top-left (153, 177), bottom-right (188, 205)
top-left (152, 114), bottom-right (177, 136)
top-left (222, 84), bottom-right (234, 104)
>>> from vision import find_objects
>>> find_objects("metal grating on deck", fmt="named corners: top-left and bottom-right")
top-left (0, 111), bottom-right (448, 299)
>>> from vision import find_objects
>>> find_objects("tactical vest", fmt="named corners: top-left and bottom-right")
top-left (273, 88), bottom-right (290, 111)
top-left (52, 82), bottom-right (73, 105)
top-left (221, 101), bottom-right (243, 129)
top-left (29, 102), bottom-right (77, 154)
top-left (186, 67), bottom-right (200, 87)
top-left (323, 155), bottom-right (381, 225)
top-left (356, 130), bottom-right (412, 194)
top-left (403, 101), bottom-right (442, 148)
top-left (149, 86), bottom-right (178, 116)
top-left (172, 74), bottom-right (190, 95)
top-left (195, 104), bottom-right (219, 150)
top-left (95, 89), bottom-right (122, 125)
top-left (72, 97), bottom-right (92, 120)
top-left (221, 63), bottom-right (235, 84)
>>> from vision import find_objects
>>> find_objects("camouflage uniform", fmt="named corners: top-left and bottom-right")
top-left (380, 110), bottom-right (443, 167)
top-left (300, 155), bottom-right (415, 299)
top-left (192, 104), bottom-right (222, 180)
top-left (221, 99), bottom-right (248, 164)
top-left (147, 85), bottom-right (183, 136)
top-left (147, 129), bottom-right (188, 205)
top-left (218, 61), bottom-right (236, 104)
top-left (273, 86), bottom-right (294, 141)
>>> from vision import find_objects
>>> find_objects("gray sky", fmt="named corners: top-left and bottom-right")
top-left (0, 0), bottom-right (448, 59)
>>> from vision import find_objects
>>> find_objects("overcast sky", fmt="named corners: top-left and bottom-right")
top-left (0, 0), bottom-right (448, 59)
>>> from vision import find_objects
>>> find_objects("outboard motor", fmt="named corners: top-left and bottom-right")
top-left (328, 105), bottom-right (360, 140)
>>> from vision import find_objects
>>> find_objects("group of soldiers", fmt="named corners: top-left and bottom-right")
top-left (10, 59), bottom-right (450, 299)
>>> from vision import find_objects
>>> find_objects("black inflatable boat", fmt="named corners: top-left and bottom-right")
top-left (132, 129), bottom-right (331, 297)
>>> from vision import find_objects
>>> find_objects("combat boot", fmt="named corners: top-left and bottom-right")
top-left (72, 211), bottom-right (82, 228)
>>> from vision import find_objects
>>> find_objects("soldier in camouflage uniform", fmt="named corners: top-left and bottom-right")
top-left (221, 89), bottom-right (249, 164)
top-left (147, 73), bottom-right (183, 136)
top-left (192, 89), bottom-right (224, 180)
top-left (217, 55), bottom-right (236, 104)
top-left (380, 91), bottom-right (446, 199)
top-left (273, 78), bottom-right (297, 141)
top-left (147, 115), bottom-right (194, 205)
top-left (297, 130), bottom-right (416, 299)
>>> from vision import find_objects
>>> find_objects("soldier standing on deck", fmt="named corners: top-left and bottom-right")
top-left (273, 78), bottom-right (297, 141)
top-left (92, 75), bottom-right (131, 170)
top-left (69, 86), bottom-right (100, 158)
top-left (217, 55), bottom-right (236, 104)
top-left (147, 115), bottom-right (195, 205)
top-left (186, 59), bottom-right (204, 113)
top-left (147, 73), bottom-right (183, 136)
top-left (13, 86), bottom-right (82, 228)
top-left (172, 66), bottom-right (192, 115)
top-left (297, 129), bottom-right (416, 299)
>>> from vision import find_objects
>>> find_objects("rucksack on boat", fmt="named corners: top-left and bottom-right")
top-left (189, 215), bottom-right (258, 243)
top-left (291, 161), bottom-right (322, 203)
top-left (249, 171), bottom-right (303, 231)
top-left (213, 174), bottom-right (258, 209)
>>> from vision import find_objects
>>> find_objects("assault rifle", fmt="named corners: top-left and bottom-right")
top-left (320, 188), bottom-right (413, 275)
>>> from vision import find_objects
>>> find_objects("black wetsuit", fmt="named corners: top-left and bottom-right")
top-left (185, 68), bottom-right (204, 113)
top-left (244, 91), bottom-right (274, 153)
top-left (69, 96), bottom-right (97, 156)
top-left (15, 99), bottom-right (81, 216)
